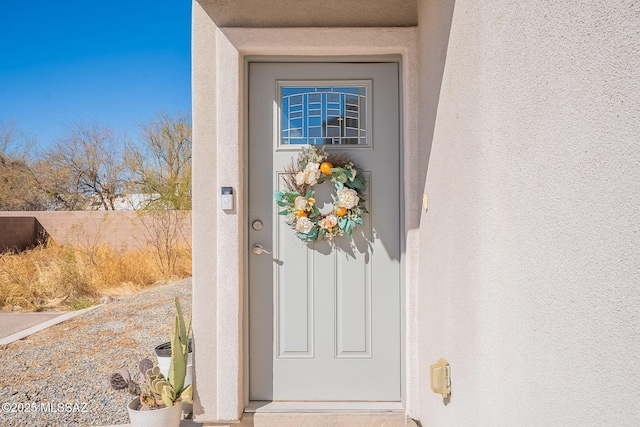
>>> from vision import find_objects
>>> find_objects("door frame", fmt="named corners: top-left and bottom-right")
top-left (191, 24), bottom-right (419, 422)
top-left (245, 59), bottom-right (404, 405)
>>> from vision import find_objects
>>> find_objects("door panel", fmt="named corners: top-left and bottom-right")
top-left (249, 62), bottom-right (400, 401)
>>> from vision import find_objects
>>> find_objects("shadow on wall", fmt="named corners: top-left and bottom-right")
top-left (0, 217), bottom-right (49, 253)
top-left (199, 0), bottom-right (418, 28)
top-left (413, 0), bottom-right (456, 230)
top-left (35, 219), bottom-right (49, 247)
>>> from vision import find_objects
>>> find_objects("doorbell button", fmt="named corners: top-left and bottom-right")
top-left (221, 187), bottom-right (234, 211)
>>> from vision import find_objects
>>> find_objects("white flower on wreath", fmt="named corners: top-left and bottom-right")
top-left (348, 168), bottom-right (357, 182)
top-left (295, 162), bottom-right (321, 186)
top-left (337, 188), bottom-right (359, 209)
top-left (294, 196), bottom-right (308, 210)
top-left (318, 215), bottom-right (338, 230)
top-left (296, 216), bottom-right (314, 234)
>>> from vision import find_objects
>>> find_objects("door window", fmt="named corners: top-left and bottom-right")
top-left (279, 82), bottom-right (370, 146)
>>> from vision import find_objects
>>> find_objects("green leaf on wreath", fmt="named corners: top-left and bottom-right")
top-left (275, 146), bottom-right (368, 244)
top-left (307, 228), bottom-right (318, 240)
top-left (338, 217), bottom-right (347, 229)
top-left (284, 193), bottom-right (299, 203)
top-left (348, 180), bottom-right (364, 190)
top-left (346, 219), bottom-right (355, 232)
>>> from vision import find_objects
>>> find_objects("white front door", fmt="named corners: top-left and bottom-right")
top-left (248, 62), bottom-right (401, 401)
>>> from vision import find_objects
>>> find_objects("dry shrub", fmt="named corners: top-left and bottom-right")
top-left (0, 242), bottom-right (191, 311)
top-left (137, 210), bottom-right (191, 277)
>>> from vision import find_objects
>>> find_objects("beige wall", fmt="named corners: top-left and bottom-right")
top-left (197, 0), bottom-right (417, 27)
top-left (0, 211), bottom-right (192, 250)
top-left (416, 0), bottom-right (639, 425)
top-left (192, 0), bottom-right (639, 425)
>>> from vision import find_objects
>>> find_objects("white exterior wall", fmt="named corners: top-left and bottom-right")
top-left (416, 0), bottom-right (640, 426)
top-left (191, 1), bottom-right (222, 421)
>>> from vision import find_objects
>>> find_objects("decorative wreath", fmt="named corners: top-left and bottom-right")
top-left (274, 146), bottom-right (367, 242)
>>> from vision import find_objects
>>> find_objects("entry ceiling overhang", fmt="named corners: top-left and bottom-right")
top-left (196, 0), bottom-right (418, 27)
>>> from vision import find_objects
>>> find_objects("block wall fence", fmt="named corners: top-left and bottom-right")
top-left (0, 211), bottom-right (192, 252)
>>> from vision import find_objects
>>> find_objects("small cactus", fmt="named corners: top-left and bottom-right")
top-left (138, 358), bottom-right (154, 378)
top-left (109, 372), bottom-right (128, 390)
top-left (139, 392), bottom-right (156, 411)
top-left (110, 369), bottom-right (141, 396)
top-left (161, 384), bottom-right (177, 408)
top-left (127, 380), bottom-right (141, 396)
top-left (108, 298), bottom-right (192, 410)
top-left (149, 365), bottom-right (161, 377)
top-left (120, 368), bottom-right (131, 384)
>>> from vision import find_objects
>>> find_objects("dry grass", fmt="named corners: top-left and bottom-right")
top-left (0, 242), bottom-right (191, 311)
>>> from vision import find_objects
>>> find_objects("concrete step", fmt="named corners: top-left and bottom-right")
top-left (99, 420), bottom-right (201, 427)
top-left (202, 412), bottom-right (418, 427)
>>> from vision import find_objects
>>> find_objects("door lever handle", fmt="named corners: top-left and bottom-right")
top-left (252, 243), bottom-right (272, 255)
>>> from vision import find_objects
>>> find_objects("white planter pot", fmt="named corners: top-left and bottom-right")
top-left (127, 398), bottom-right (182, 427)
top-left (155, 340), bottom-right (193, 387)
top-left (156, 353), bottom-right (193, 387)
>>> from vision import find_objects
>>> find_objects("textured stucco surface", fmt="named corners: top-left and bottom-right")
top-left (193, 0), bottom-right (639, 424)
top-left (191, 1), bottom-right (220, 422)
top-left (416, 0), bottom-right (640, 425)
top-left (191, 5), bottom-right (419, 422)
top-left (197, 0), bottom-right (417, 28)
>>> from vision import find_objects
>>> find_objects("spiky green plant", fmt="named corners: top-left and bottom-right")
top-left (168, 297), bottom-right (192, 403)
top-left (107, 298), bottom-right (192, 410)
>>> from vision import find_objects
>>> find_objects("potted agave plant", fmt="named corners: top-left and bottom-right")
top-left (109, 297), bottom-right (192, 427)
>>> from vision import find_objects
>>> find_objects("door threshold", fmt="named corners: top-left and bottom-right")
top-left (246, 401), bottom-right (405, 413)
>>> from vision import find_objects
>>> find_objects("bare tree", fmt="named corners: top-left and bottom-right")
top-left (127, 112), bottom-right (192, 210)
top-left (137, 209), bottom-right (191, 277)
top-left (1, 120), bottom-right (34, 159)
top-left (0, 120), bottom-right (50, 210)
top-left (37, 121), bottom-right (127, 210)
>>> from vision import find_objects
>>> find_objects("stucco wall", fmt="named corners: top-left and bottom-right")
top-left (192, 0), bottom-right (420, 422)
top-left (197, 0), bottom-right (417, 28)
top-left (416, 0), bottom-right (640, 426)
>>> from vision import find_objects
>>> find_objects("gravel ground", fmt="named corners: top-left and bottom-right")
top-left (0, 278), bottom-right (192, 427)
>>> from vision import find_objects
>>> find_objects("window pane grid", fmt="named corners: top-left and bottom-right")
top-left (281, 85), bottom-right (368, 146)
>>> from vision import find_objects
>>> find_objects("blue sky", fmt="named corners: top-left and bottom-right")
top-left (0, 1), bottom-right (191, 149)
